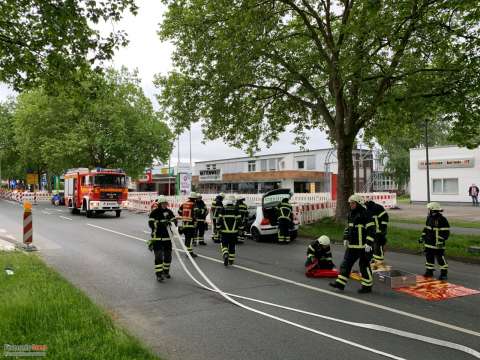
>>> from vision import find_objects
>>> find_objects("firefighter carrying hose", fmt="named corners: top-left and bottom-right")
top-left (330, 194), bottom-right (376, 294)
top-left (276, 197), bottom-right (293, 243)
top-left (194, 194), bottom-right (208, 246)
top-left (365, 199), bottom-right (389, 269)
top-left (218, 195), bottom-right (241, 266)
top-left (419, 202), bottom-right (450, 280)
top-left (236, 197), bottom-right (248, 244)
top-left (211, 192), bottom-right (225, 243)
top-left (178, 192), bottom-right (198, 258)
top-left (148, 196), bottom-right (177, 282)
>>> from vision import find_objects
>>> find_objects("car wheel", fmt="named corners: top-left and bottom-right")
top-left (251, 227), bottom-right (261, 242)
top-left (115, 210), bottom-right (121, 218)
top-left (86, 210), bottom-right (93, 218)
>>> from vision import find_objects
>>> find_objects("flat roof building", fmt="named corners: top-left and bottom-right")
top-left (410, 145), bottom-right (480, 203)
top-left (192, 148), bottom-right (373, 195)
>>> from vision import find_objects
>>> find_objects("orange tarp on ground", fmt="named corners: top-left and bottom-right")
top-left (395, 276), bottom-right (480, 301)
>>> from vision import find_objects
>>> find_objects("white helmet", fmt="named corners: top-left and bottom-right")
top-left (188, 192), bottom-right (198, 199)
top-left (427, 202), bottom-right (442, 211)
top-left (348, 194), bottom-right (365, 206)
top-left (156, 195), bottom-right (167, 204)
top-left (317, 235), bottom-right (330, 246)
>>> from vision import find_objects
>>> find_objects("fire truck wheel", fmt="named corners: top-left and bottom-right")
top-left (86, 210), bottom-right (93, 218)
top-left (115, 210), bottom-right (121, 218)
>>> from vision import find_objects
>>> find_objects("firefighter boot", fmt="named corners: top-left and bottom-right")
top-left (358, 286), bottom-right (372, 294)
top-left (438, 270), bottom-right (448, 281)
top-left (199, 241), bottom-right (207, 245)
top-left (423, 269), bottom-right (434, 278)
top-left (223, 253), bottom-right (229, 267)
top-left (164, 271), bottom-right (171, 279)
top-left (156, 273), bottom-right (164, 282)
top-left (329, 281), bottom-right (345, 291)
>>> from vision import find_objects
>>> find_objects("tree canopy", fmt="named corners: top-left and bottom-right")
top-left (156, 0), bottom-right (480, 219)
top-left (0, 67), bottom-right (173, 182)
top-left (0, 0), bottom-right (138, 90)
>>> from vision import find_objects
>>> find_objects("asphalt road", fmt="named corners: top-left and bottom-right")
top-left (1, 200), bottom-right (480, 360)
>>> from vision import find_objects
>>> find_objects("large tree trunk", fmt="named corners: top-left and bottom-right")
top-left (335, 138), bottom-right (355, 222)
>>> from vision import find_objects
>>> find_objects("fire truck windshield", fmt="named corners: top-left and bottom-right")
top-left (93, 175), bottom-right (126, 187)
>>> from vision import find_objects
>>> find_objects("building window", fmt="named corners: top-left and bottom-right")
top-left (261, 159), bottom-right (267, 171)
top-left (432, 178), bottom-right (459, 194)
top-left (306, 156), bottom-right (315, 170)
top-left (268, 158), bottom-right (277, 171)
top-left (248, 160), bottom-right (256, 172)
top-left (206, 165), bottom-right (210, 170)
top-left (297, 161), bottom-right (305, 169)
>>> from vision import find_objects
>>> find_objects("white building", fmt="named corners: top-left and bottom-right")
top-left (410, 145), bottom-right (480, 203)
top-left (192, 148), bottom-right (373, 195)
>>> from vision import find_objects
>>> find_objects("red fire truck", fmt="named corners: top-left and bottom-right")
top-left (64, 168), bottom-right (128, 218)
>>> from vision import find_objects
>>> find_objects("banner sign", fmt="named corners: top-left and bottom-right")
top-left (418, 158), bottom-right (474, 169)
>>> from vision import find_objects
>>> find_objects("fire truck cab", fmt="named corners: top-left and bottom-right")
top-left (64, 168), bottom-right (128, 218)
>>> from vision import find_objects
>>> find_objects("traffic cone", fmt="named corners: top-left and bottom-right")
top-left (23, 201), bottom-right (37, 251)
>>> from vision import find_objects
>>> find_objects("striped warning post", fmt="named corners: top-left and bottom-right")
top-left (23, 201), bottom-right (33, 245)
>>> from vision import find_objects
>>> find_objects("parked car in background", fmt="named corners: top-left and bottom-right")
top-left (246, 189), bottom-right (299, 242)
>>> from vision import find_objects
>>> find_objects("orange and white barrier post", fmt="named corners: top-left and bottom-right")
top-left (23, 201), bottom-right (36, 251)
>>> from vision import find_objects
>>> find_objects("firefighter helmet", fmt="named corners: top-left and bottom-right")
top-left (317, 235), bottom-right (330, 246)
top-left (156, 195), bottom-right (167, 204)
top-left (219, 192), bottom-right (226, 199)
top-left (427, 202), bottom-right (442, 211)
top-left (188, 192), bottom-right (198, 199)
top-left (348, 194), bottom-right (365, 205)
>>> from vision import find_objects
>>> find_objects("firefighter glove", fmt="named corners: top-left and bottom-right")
top-left (418, 237), bottom-right (424, 244)
top-left (364, 244), bottom-right (373, 253)
top-left (147, 241), bottom-right (154, 252)
top-left (343, 240), bottom-right (349, 248)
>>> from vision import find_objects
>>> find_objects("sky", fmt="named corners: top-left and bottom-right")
top-left (0, 0), bottom-right (332, 165)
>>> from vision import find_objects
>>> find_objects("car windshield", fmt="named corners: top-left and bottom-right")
top-left (93, 175), bottom-right (126, 187)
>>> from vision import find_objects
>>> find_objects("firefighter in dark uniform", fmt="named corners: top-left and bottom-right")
top-left (305, 235), bottom-right (335, 269)
top-left (365, 199), bottom-right (389, 268)
top-left (148, 196), bottom-right (176, 282)
top-left (211, 192), bottom-right (225, 243)
top-left (236, 197), bottom-right (249, 244)
top-left (194, 194), bottom-right (208, 246)
top-left (330, 194), bottom-right (376, 293)
top-left (277, 197), bottom-right (293, 243)
top-left (178, 192), bottom-right (198, 258)
top-left (419, 202), bottom-right (450, 280)
top-left (218, 195), bottom-right (241, 266)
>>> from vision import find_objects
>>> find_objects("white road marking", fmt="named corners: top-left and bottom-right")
top-left (55, 209), bottom-right (63, 212)
top-left (6, 234), bottom-right (16, 240)
top-left (170, 229), bottom-right (480, 359)
top-left (59, 216), bottom-right (73, 221)
top-left (96, 225), bottom-right (480, 339)
top-left (42, 211), bottom-right (52, 215)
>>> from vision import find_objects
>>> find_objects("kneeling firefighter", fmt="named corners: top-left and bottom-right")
top-left (277, 197), bottom-right (293, 243)
top-left (330, 194), bottom-right (376, 294)
top-left (419, 202), bottom-right (450, 280)
top-left (218, 195), bottom-right (241, 266)
top-left (305, 235), bottom-right (335, 270)
top-left (148, 196), bottom-right (177, 282)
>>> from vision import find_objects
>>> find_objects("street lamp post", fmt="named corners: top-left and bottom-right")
top-left (425, 118), bottom-right (431, 203)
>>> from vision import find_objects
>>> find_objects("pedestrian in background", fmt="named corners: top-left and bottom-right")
top-left (468, 184), bottom-right (479, 207)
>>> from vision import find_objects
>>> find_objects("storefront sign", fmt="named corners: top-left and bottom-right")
top-left (418, 158), bottom-right (474, 169)
top-left (199, 169), bottom-right (222, 182)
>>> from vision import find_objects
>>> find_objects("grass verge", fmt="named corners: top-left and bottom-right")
top-left (389, 216), bottom-right (480, 229)
top-left (299, 217), bottom-right (480, 261)
top-left (0, 251), bottom-right (159, 360)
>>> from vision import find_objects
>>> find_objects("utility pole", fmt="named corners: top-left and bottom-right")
top-left (425, 118), bottom-right (431, 203)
